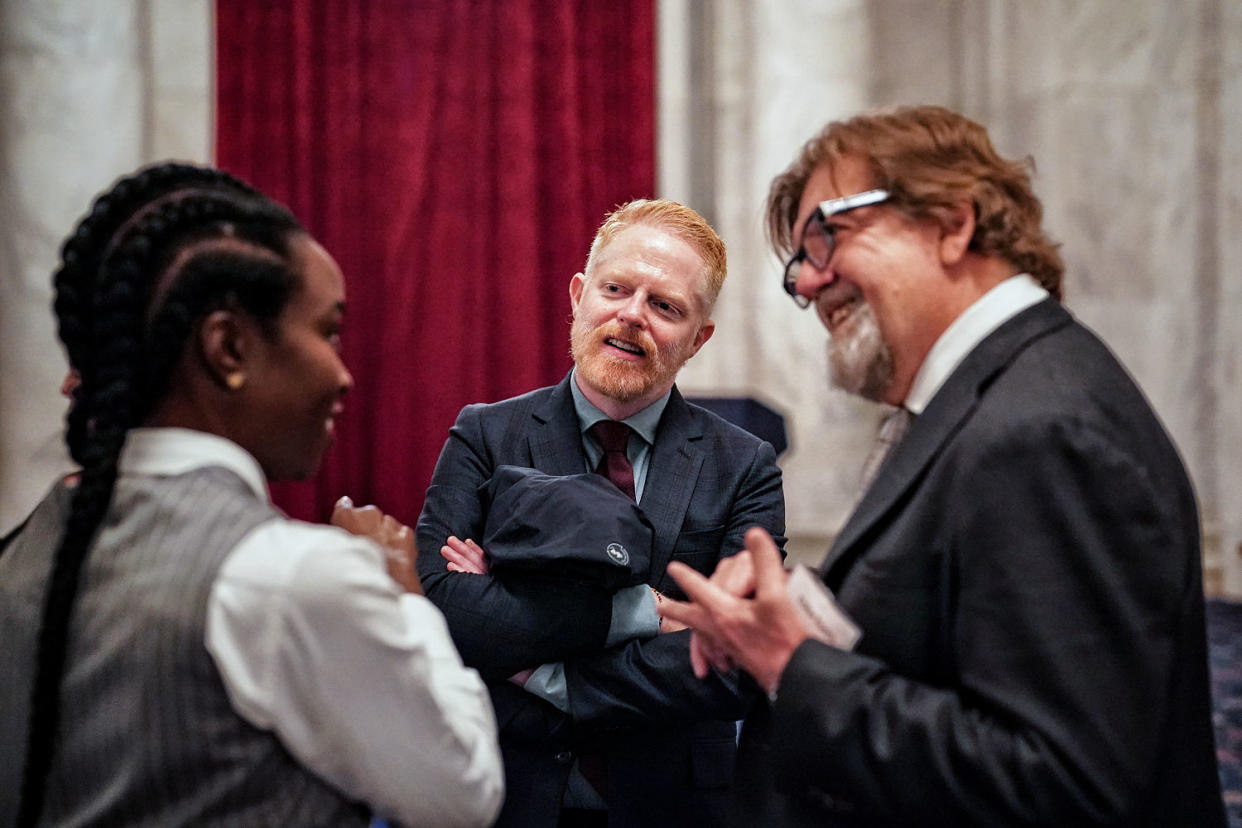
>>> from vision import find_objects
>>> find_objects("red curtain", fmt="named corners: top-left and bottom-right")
top-left (215, 1), bottom-right (655, 524)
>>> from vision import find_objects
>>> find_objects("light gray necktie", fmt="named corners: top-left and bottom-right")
top-left (858, 406), bottom-right (913, 492)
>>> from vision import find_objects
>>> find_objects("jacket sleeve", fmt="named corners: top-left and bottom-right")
top-left (767, 418), bottom-right (1198, 826)
top-left (562, 439), bottom-right (786, 731)
top-left (416, 404), bottom-right (613, 680)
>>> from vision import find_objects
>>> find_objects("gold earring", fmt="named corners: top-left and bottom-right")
top-left (225, 372), bottom-right (246, 391)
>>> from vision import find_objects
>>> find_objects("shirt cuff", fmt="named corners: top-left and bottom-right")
top-left (522, 662), bottom-right (569, 712)
top-left (606, 583), bottom-right (660, 646)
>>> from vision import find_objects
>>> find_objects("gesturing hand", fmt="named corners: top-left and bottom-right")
top-left (331, 496), bottom-right (421, 594)
top-left (682, 549), bottom-right (755, 674)
top-left (658, 527), bottom-right (807, 695)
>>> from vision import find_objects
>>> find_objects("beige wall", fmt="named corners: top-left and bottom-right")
top-left (0, 0), bottom-right (212, 531)
top-left (661, 0), bottom-right (1242, 596)
top-left (4, 1), bottom-right (1239, 598)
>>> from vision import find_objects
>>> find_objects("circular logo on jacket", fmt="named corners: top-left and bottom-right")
top-left (606, 542), bottom-right (629, 566)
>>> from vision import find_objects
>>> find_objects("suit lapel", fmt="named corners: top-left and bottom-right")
top-left (821, 299), bottom-right (1073, 582)
top-left (642, 388), bottom-right (703, 580)
top-left (527, 374), bottom-right (590, 476)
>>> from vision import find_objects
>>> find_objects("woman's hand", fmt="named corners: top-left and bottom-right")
top-left (331, 496), bottom-right (421, 594)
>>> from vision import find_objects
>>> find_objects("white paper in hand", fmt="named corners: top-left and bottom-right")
top-left (786, 564), bottom-right (861, 651)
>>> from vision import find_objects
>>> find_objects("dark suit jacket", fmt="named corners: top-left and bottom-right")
top-left (417, 374), bottom-right (786, 827)
top-left (735, 300), bottom-right (1225, 827)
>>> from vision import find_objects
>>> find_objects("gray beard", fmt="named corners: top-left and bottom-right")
top-left (827, 301), bottom-right (894, 403)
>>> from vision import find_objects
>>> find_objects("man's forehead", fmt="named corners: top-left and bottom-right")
top-left (590, 227), bottom-right (712, 311)
top-left (805, 157), bottom-right (874, 204)
top-left (594, 225), bottom-right (702, 275)
top-left (791, 157), bottom-right (876, 245)
top-left (598, 222), bottom-right (678, 254)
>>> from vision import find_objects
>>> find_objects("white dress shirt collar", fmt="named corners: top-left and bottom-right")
top-left (118, 427), bottom-right (269, 502)
top-left (903, 274), bottom-right (1048, 415)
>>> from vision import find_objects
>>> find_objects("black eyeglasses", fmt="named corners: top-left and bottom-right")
top-left (782, 189), bottom-right (890, 307)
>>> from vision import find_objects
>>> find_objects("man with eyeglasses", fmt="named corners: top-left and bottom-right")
top-left (659, 105), bottom-right (1224, 826)
top-left (416, 198), bottom-right (786, 827)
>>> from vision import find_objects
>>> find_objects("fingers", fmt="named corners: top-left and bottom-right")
top-left (331, 496), bottom-right (420, 593)
top-left (713, 549), bottom-right (756, 597)
top-left (685, 630), bottom-right (715, 675)
top-left (746, 527), bottom-right (787, 598)
top-left (688, 632), bottom-right (710, 677)
top-left (660, 565), bottom-right (734, 679)
top-left (441, 546), bottom-right (482, 574)
top-left (439, 536), bottom-right (489, 574)
top-left (668, 600), bottom-right (713, 679)
top-left (457, 537), bottom-right (487, 569)
top-left (378, 519), bottom-right (416, 566)
top-left (332, 497), bottom-right (412, 549)
top-left (654, 592), bottom-right (701, 629)
top-left (441, 547), bottom-right (470, 570)
top-left (393, 524), bottom-right (416, 562)
top-left (331, 497), bottom-right (383, 536)
top-left (689, 630), bottom-right (735, 678)
top-left (379, 514), bottom-right (402, 549)
top-left (665, 560), bottom-right (727, 611)
top-left (659, 613), bottom-right (689, 634)
top-left (380, 540), bottom-right (422, 595)
top-left (655, 581), bottom-right (715, 634)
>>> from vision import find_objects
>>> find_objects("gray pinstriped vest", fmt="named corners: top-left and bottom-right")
top-left (0, 467), bottom-right (369, 827)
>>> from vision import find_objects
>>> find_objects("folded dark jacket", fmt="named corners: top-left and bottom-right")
top-left (479, 464), bottom-right (653, 590)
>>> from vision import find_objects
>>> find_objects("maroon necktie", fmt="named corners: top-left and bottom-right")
top-left (580, 420), bottom-right (635, 801)
top-left (590, 420), bottom-right (636, 501)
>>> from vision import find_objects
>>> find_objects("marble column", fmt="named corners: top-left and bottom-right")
top-left (902, 0), bottom-right (1242, 597)
top-left (0, 0), bottom-right (211, 532)
top-left (659, 0), bottom-right (1242, 594)
top-left (659, 0), bottom-right (883, 565)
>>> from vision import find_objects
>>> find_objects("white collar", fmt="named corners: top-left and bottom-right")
top-left (118, 427), bottom-right (269, 501)
top-left (904, 274), bottom-right (1048, 415)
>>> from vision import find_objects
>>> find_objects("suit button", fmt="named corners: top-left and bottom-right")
top-left (554, 750), bottom-right (573, 765)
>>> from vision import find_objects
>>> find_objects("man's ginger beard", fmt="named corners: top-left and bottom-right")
top-left (828, 300), bottom-right (895, 403)
top-left (570, 316), bottom-right (695, 403)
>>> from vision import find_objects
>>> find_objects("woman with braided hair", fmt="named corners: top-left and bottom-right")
top-left (0, 165), bottom-right (257, 557)
top-left (0, 163), bottom-right (503, 827)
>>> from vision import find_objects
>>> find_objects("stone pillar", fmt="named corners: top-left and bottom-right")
top-left (659, 0), bottom-right (1242, 592)
top-left (0, 0), bottom-right (211, 532)
top-left (659, 0), bottom-right (881, 565)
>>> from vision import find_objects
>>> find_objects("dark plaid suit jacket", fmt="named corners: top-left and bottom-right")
top-left (417, 373), bottom-right (786, 827)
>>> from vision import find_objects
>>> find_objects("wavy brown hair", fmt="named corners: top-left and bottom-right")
top-left (766, 105), bottom-right (1064, 299)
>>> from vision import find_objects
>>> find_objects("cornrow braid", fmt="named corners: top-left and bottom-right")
top-left (19, 173), bottom-right (303, 827)
top-left (54, 162), bottom-right (260, 464)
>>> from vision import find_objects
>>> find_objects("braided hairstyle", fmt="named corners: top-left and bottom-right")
top-left (19, 163), bottom-right (307, 826)
top-left (54, 163), bottom-right (263, 462)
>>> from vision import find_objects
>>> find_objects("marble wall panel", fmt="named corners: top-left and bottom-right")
top-left (660, 0), bottom-right (880, 563)
top-left (5, 0), bottom-right (1237, 592)
top-left (660, 0), bottom-right (1241, 589)
top-left (0, 0), bottom-right (210, 532)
